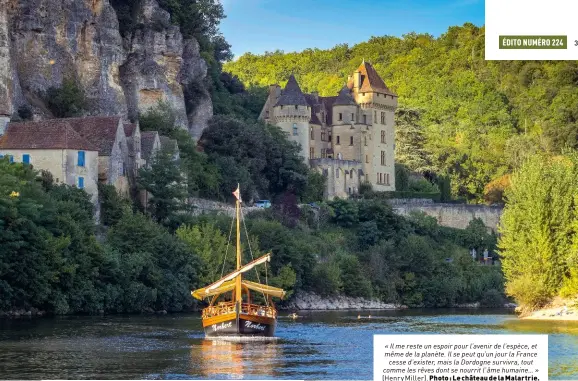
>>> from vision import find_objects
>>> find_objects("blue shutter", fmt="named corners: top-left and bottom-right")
top-left (78, 177), bottom-right (84, 189)
top-left (77, 151), bottom-right (85, 167)
top-left (22, 154), bottom-right (30, 164)
top-left (9, 155), bottom-right (14, 163)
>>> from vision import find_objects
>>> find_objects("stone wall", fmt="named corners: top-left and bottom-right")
top-left (189, 197), bottom-right (261, 217)
top-left (392, 203), bottom-right (503, 231)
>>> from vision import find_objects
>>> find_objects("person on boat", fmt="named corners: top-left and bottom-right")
top-left (290, 312), bottom-right (298, 319)
top-left (357, 314), bottom-right (361, 319)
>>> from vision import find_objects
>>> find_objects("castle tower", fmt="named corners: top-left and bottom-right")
top-left (0, 0), bottom-right (13, 134)
top-left (348, 61), bottom-right (397, 191)
top-left (272, 75), bottom-right (311, 162)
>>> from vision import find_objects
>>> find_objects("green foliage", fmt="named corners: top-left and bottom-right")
top-left (301, 171), bottom-right (326, 203)
top-left (176, 223), bottom-right (234, 285)
top-left (0, 159), bottom-right (203, 314)
top-left (139, 102), bottom-right (222, 199)
top-left (499, 153), bottom-right (578, 311)
top-left (98, 184), bottom-right (130, 226)
top-left (45, 79), bottom-right (87, 118)
top-left (138, 146), bottom-right (188, 226)
top-left (199, 115), bottom-right (309, 201)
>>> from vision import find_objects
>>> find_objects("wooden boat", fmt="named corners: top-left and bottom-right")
top-left (191, 186), bottom-right (286, 337)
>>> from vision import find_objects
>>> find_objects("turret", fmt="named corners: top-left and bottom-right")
top-left (273, 75), bottom-right (311, 162)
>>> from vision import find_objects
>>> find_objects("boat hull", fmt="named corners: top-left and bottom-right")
top-left (203, 312), bottom-right (276, 337)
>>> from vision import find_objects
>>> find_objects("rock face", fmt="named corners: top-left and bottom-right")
top-left (285, 292), bottom-right (399, 310)
top-left (1, 0), bottom-right (212, 137)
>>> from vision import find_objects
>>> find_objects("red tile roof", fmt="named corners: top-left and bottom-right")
top-left (0, 120), bottom-right (99, 151)
top-left (124, 123), bottom-right (137, 137)
top-left (65, 116), bottom-right (123, 155)
top-left (347, 61), bottom-right (396, 96)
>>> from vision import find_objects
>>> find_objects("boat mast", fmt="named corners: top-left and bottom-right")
top-left (235, 184), bottom-right (242, 307)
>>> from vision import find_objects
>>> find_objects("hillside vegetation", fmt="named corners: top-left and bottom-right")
top-left (225, 24), bottom-right (578, 202)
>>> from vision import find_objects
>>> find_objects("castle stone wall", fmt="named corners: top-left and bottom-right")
top-left (392, 203), bottom-right (503, 231)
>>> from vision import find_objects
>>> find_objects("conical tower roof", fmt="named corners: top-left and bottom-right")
top-left (274, 74), bottom-right (308, 106)
top-left (333, 86), bottom-right (356, 106)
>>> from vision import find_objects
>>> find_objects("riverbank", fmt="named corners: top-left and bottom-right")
top-left (520, 298), bottom-right (578, 321)
top-left (281, 293), bottom-right (517, 311)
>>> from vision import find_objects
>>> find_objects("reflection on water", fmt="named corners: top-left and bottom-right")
top-left (194, 339), bottom-right (281, 379)
top-left (0, 309), bottom-right (577, 379)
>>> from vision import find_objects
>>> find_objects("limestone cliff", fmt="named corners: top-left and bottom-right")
top-left (0, 0), bottom-right (212, 138)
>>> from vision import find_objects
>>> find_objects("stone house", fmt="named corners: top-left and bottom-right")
top-left (123, 122), bottom-right (143, 180)
top-left (0, 120), bottom-right (100, 205)
top-left (259, 61), bottom-right (398, 199)
top-left (65, 117), bottom-right (131, 197)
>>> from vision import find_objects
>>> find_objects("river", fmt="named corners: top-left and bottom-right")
top-left (0, 309), bottom-right (577, 380)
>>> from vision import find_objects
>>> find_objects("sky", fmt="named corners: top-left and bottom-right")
top-left (219, 0), bottom-right (485, 59)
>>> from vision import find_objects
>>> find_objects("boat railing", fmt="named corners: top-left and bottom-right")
top-left (202, 302), bottom-right (277, 319)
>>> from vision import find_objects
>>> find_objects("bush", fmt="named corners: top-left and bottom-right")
top-left (45, 79), bottom-right (87, 118)
top-left (480, 289), bottom-right (505, 308)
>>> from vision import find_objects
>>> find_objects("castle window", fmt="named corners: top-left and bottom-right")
top-left (22, 154), bottom-right (30, 164)
top-left (350, 170), bottom-right (353, 179)
top-left (321, 131), bottom-right (326, 141)
top-left (364, 136), bottom-right (367, 146)
top-left (338, 113), bottom-right (343, 121)
top-left (336, 169), bottom-right (339, 178)
top-left (310, 147), bottom-right (315, 159)
top-left (265, 110), bottom-right (269, 118)
top-left (310, 127), bottom-right (314, 140)
top-left (293, 123), bottom-right (298, 136)
top-left (381, 130), bottom-right (386, 143)
top-left (295, 105), bottom-right (298, 110)
top-left (350, 136), bottom-right (354, 146)
top-left (386, 173), bottom-right (390, 185)
top-left (381, 112), bottom-right (386, 124)
top-left (374, 110), bottom-right (377, 123)
top-left (77, 151), bottom-right (85, 167)
top-left (363, 114), bottom-right (367, 124)
top-left (348, 187), bottom-right (352, 194)
top-left (321, 149), bottom-right (326, 158)
top-left (365, 155), bottom-right (369, 163)
top-left (351, 113), bottom-right (354, 122)
top-left (281, 105), bottom-right (284, 109)
top-left (381, 151), bottom-right (386, 166)
top-left (336, 136), bottom-right (340, 145)
top-left (78, 176), bottom-right (85, 189)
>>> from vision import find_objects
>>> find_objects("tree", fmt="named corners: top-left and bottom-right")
top-left (138, 147), bottom-right (188, 226)
top-left (395, 107), bottom-right (431, 173)
top-left (45, 79), bottom-right (87, 118)
top-left (498, 154), bottom-right (578, 312)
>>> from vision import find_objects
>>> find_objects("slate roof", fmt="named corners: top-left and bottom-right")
top-left (333, 86), bottom-right (357, 106)
top-left (0, 120), bottom-right (99, 151)
top-left (347, 61), bottom-right (396, 96)
top-left (65, 116), bottom-right (123, 155)
top-left (275, 74), bottom-right (308, 106)
top-left (141, 131), bottom-right (159, 161)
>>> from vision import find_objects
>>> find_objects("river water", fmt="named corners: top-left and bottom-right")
top-left (0, 309), bottom-right (577, 380)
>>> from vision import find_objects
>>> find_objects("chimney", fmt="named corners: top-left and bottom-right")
top-left (269, 84), bottom-right (281, 99)
top-left (0, 115), bottom-right (9, 136)
top-left (353, 71), bottom-right (361, 90)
